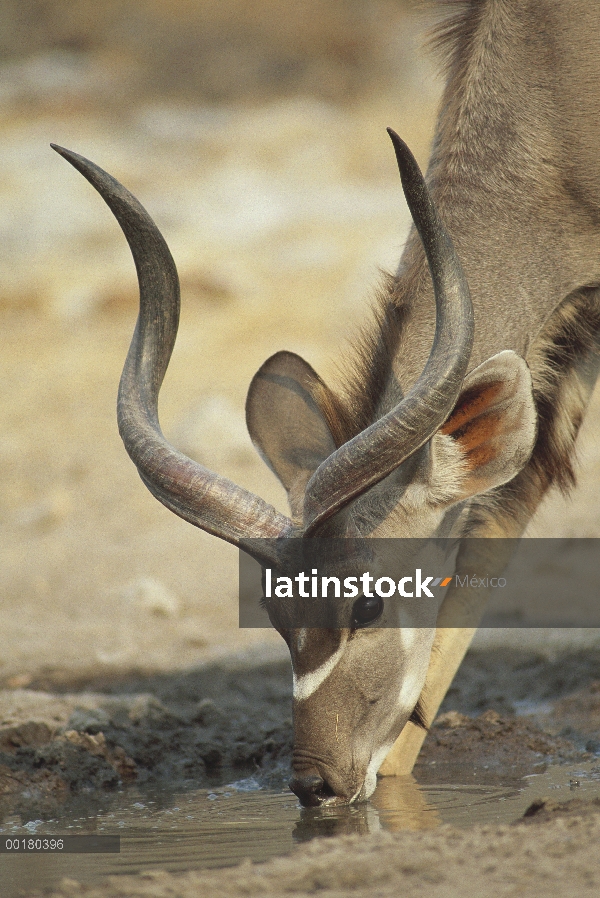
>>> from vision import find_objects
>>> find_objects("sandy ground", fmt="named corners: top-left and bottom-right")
top-left (2, 11), bottom-right (600, 896)
top-left (34, 808), bottom-right (600, 898)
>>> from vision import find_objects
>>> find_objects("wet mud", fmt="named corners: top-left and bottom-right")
top-left (0, 659), bottom-right (294, 822)
top-left (1, 648), bottom-right (599, 825)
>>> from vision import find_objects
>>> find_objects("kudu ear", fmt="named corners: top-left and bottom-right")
top-left (246, 351), bottom-right (340, 516)
top-left (441, 350), bottom-right (537, 498)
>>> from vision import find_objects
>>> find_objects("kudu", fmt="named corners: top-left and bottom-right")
top-left (54, 0), bottom-right (600, 806)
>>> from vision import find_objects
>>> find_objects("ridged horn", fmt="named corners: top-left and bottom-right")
top-left (303, 130), bottom-right (474, 535)
top-left (52, 144), bottom-right (292, 565)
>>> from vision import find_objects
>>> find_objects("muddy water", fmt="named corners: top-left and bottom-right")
top-left (3, 762), bottom-right (600, 897)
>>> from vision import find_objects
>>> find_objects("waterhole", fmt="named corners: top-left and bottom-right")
top-left (2, 761), bottom-right (600, 897)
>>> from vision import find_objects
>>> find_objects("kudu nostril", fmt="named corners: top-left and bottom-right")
top-left (289, 773), bottom-right (333, 807)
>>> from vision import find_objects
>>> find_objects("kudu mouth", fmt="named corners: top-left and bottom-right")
top-left (289, 738), bottom-right (377, 807)
top-left (289, 754), bottom-right (363, 807)
top-left (289, 772), bottom-right (340, 807)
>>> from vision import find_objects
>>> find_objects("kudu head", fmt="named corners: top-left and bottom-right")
top-left (53, 131), bottom-right (536, 806)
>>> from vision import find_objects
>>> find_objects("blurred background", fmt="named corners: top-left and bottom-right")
top-left (1, 0), bottom-right (598, 686)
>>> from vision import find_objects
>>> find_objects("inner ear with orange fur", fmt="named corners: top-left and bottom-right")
top-left (440, 350), bottom-right (537, 499)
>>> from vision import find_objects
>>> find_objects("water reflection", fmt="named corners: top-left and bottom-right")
top-left (295, 801), bottom-right (385, 840)
top-left (295, 774), bottom-right (441, 841)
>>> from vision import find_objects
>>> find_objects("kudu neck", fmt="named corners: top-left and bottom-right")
top-left (395, 0), bottom-right (600, 387)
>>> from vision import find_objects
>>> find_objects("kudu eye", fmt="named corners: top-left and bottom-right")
top-left (352, 595), bottom-right (384, 627)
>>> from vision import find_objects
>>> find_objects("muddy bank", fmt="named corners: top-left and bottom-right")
top-left (1, 648), bottom-right (599, 825)
top-left (0, 659), bottom-right (294, 822)
top-left (440, 647), bottom-right (600, 716)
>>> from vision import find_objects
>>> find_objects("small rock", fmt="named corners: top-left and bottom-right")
top-left (521, 795), bottom-right (600, 824)
top-left (109, 745), bottom-right (138, 783)
top-left (126, 694), bottom-right (169, 723)
top-left (57, 879), bottom-right (82, 895)
top-left (433, 711), bottom-right (469, 729)
top-left (16, 490), bottom-right (72, 531)
top-left (62, 730), bottom-right (106, 754)
top-left (523, 797), bottom-right (554, 818)
top-left (59, 730), bottom-right (137, 784)
top-left (0, 764), bottom-right (69, 799)
top-left (5, 674), bottom-right (33, 689)
top-left (480, 709), bottom-right (503, 725)
top-left (0, 722), bottom-right (54, 753)
top-left (193, 698), bottom-right (224, 724)
top-left (67, 707), bottom-right (111, 734)
top-left (122, 576), bottom-right (180, 617)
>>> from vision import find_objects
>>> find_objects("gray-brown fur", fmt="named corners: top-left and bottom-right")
top-left (332, 0), bottom-right (600, 536)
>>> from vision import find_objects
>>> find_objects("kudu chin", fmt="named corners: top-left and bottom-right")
top-left (54, 1), bottom-right (600, 805)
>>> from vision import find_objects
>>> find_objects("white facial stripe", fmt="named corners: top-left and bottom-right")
top-left (296, 628), bottom-right (307, 652)
top-left (362, 676), bottom-right (426, 801)
top-left (293, 638), bottom-right (346, 701)
top-left (398, 671), bottom-right (421, 710)
top-left (349, 785), bottom-right (363, 804)
top-left (400, 627), bottom-right (417, 650)
top-left (363, 740), bottom-right (395, 799)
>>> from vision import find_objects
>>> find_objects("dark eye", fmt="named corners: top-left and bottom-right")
top-left (352, 595), bottom-right (384, 627)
